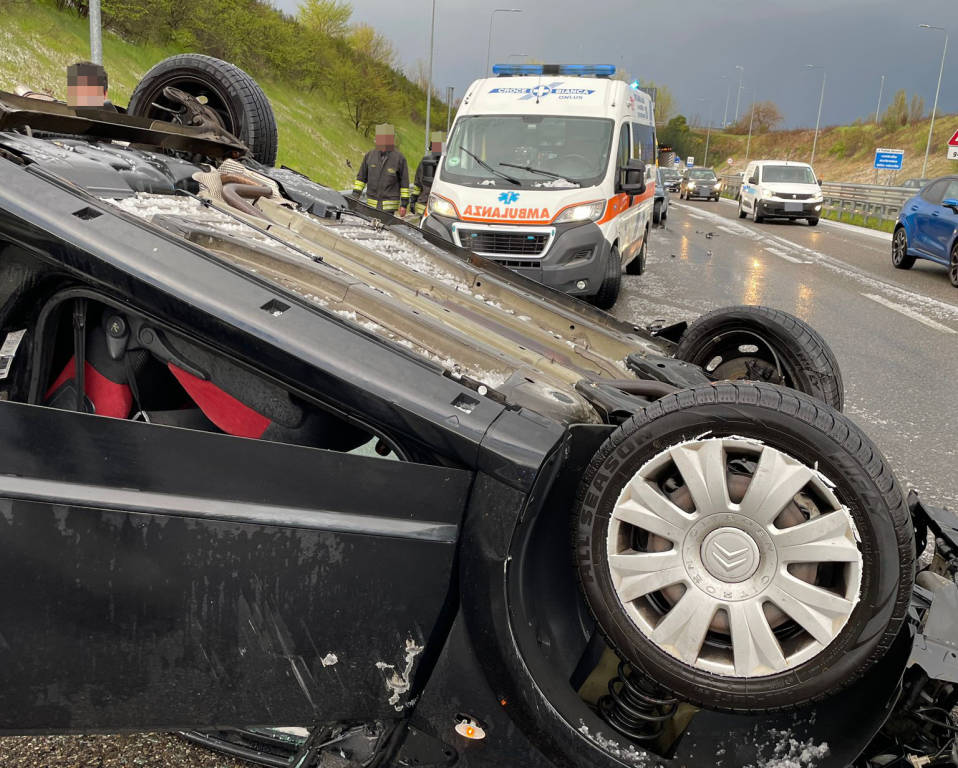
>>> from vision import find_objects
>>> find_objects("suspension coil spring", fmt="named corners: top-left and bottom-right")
top-left (598, 662), bottom-right (679, 743)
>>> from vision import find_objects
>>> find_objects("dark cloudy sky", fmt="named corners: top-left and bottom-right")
top-left (274, 0), bottom-right (954, 130)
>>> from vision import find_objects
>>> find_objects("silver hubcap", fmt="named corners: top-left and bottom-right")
top-left (607, 437), bottom-right (862, 678)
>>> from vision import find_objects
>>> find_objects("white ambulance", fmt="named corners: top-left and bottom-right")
top-left (422, 64), bottom-right (656, 309)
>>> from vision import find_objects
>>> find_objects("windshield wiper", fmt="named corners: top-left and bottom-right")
top-left (499, 162), bottom-right (580, 187)
top-left (458, 146), bottom-right (520, 185)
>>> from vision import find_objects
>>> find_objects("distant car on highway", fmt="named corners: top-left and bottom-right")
top-left (679, 167), bottom-right (720, 201)
top-left (901, 177), bottom-right (931, 190)
top-left (653, 167), bottom-right (670, 224)
top-left (659, 166), bottom-right (681, 192)
top-left (737, 160), bottom-right (824, 225)
top-left (893, 175), bottom-right (958, 287)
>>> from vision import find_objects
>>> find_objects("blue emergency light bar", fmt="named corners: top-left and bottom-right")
top-left (492, 64), bottom-right (616, 78)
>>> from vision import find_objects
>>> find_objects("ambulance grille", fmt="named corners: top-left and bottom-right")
top-left (457, 229), bottom-right (549, 255)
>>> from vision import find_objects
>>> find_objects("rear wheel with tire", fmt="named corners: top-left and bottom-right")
top-left (674, 305), bottom-right (844, 410)
top-left (574, 382), bottom-right (913, 713)
top-left (892, 228), bottom-right (916, 269)
top-left (127, 54), bottom-right (278, 166)
top-left (591, 246), bottom-right (622, 309)
top-left (950, 244), bottom-right (958, 287)
top-left (625, 235), bottom-right (647, 276)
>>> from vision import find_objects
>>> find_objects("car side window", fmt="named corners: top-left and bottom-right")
top-left (922, 180), bottom-right (947, 205)
top-left (616, 124), bottom-right (630, 186)
top-left (942, 180), bottom-right (958, 203)
top-left (631, 122), bottom-right (656, 165)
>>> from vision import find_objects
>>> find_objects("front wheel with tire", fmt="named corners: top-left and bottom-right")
top-left (574, 382), bottom-right (913, 713)
top-left (752, 202), bottom-right (764, 223)
top-left (653, 201), bottom-right (662, 224)
top-left (738, 199), bottom-right (747, 219)
top-left (674, 305), bottom-right (844, 410)
top-left (892, 228), bottom-right (916, 269)
top-left (127, 54), bottom-right (278, 165)
top-left (591, 246), bottom-right (622, 309)
top-left (807, 217), bottom-right (819, 226)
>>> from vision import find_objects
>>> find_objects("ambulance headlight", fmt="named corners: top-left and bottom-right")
top-left (427, 194), bottom-right (458, 218)
top-left (554, 201), bottom-right (605, 224)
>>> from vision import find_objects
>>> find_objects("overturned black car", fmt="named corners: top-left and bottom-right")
top-left (0, 55), bottom-right (956, 768)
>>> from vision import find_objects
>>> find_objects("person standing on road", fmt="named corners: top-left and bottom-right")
top-left (352, 124), bottom-right (409, 216)
top-left (409, 132), bottom-right (445, 216)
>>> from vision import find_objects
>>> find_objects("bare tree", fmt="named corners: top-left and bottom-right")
top-left (728, 101), bottom-right (782, 134)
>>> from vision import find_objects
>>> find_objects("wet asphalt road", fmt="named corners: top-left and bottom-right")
top-left (614, 198), bottom-right (958, 510)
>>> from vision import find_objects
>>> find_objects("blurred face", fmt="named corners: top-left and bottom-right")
top-left (430, 141), bottom-right (443, 153)
top-left (67, 75), bottom-right (107, 107)
top-left (375, 132), bottom-right (395, 150)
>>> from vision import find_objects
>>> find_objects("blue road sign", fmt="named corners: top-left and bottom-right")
top-left (686, 156), bottom-right (694, 167)
top-left (874, 148), bottom-right (904, 170)
top-left (673, 157), bottom-right (681, 166)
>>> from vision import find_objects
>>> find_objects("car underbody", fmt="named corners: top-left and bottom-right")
top-left (0, 64), bottom-right (957, 768)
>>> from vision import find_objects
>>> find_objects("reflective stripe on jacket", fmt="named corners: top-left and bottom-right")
top-left (355, 149), bottom-right (409, 210)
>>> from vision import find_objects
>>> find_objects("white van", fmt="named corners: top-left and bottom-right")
top-left (737, 160), bottom-right (824, 226)
top-left (422, 64), bottom-right (656, 309)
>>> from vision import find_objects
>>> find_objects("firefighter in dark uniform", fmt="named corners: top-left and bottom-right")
top-left (352, 124), bottom-right (410, 216)
top-left (409, 132), bottom-right (444, 216)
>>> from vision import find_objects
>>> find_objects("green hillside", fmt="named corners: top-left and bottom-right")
top-left (697, 116), bottom-right (958, 183)
top-left (0, 0), bottom-right (431, 190)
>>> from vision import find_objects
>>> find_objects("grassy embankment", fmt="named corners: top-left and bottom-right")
top-left (0, 0), bottom-right (431, 190)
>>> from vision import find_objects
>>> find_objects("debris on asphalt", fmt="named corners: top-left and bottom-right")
top-left (0, 733), bottom-right (250, 768)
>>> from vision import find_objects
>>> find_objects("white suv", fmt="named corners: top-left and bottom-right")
top-left (738, 160), bottom-right (823, 226)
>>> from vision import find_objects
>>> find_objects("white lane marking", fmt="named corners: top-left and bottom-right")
top-left (673, 202), bottom-right (958, 324)
top-left (764, 247), bottom-right (810, 264)
top-left (862, 293), bottom-right (957, 334)
top-left (716, 196), bottom-right (892, 242)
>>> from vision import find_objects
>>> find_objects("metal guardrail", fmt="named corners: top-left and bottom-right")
top-left (719, 176), bottom-right (914, 227)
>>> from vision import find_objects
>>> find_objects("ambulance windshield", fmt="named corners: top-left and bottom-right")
top-left (442, 115), bottom-right (614, 189)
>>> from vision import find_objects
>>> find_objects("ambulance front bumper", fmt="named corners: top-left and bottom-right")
top-left (422, 214), bottom-right (609, 297)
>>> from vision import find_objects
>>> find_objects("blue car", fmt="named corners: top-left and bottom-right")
top-left (894, 175), bottom-right (958, 286)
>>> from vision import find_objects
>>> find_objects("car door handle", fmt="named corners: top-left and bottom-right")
top-left (932, 211), bottom-right (940, 217)
top-left (909, 206), bottom-right (918, 211)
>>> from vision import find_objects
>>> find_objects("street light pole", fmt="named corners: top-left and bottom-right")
top-left (721, 75), bottom-right (730, 128)
top-left (446, 86), bottom-right (454, 132)
top-left (698, 97), bottom-right (713, 166)
top-left (745, 94), bottom-right (756, 161)
top-left (88, 0), bottom-right (103, 64)
top-left (806, 64), bottom-right (826, 166)
top-left (424, 0), bottom-right (437, 153)
top-left (734, 65), bottom-right (744, 121)
top-left (919, 24), bottom-right (948, 179)
top-left (875, 74), bottom-right (884, 125)
top-left (485, 9), bottom-right (521, 74)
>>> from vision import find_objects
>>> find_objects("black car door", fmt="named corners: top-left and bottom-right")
top-left (0, 399), bottom-right (472, 732)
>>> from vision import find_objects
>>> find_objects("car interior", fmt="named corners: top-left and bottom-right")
top-left (23, 293), bottom-right (394, 460)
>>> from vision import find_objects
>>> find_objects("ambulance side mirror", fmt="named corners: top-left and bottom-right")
top-left (620, 159), bottom-right (645, 195)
